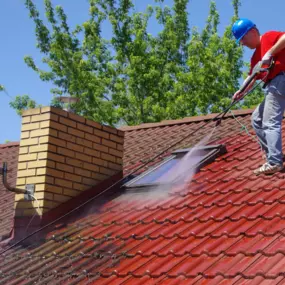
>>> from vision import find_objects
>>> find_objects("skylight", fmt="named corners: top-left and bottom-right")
top-left (125, 144), bottom-right (227, 189)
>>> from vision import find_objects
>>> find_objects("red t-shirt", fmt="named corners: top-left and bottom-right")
top-left (250, 31), bottom-right (285, 82)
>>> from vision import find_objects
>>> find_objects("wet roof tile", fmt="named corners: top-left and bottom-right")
top-left (3, 110), bottom-right (285, 283)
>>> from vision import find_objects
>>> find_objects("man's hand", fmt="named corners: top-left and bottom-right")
top-left (232, 90), bottom-right (244, 102)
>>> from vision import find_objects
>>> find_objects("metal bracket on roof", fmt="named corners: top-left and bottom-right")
top-left (25, 184), bottom-right (35, 201)
top-left (0, 162), bottom-right (28, 195)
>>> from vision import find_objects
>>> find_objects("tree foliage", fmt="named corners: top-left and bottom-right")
top-left (1, 84), bottom-right (38, 115)
top-left (9, 95), bottom-right (37, 116)
top-left (17, 0), bottom-right (263, 125)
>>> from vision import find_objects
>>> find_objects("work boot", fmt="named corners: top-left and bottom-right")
top-left (253, 162), bottom-right (283, 175)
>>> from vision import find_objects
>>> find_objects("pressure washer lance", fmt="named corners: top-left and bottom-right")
top-left (214, 59), bottom-right (274, 127)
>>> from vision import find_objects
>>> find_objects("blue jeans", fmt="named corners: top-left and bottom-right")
top-left (252, 72), bottom-right (285, 166)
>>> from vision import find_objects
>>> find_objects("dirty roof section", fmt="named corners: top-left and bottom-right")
top-left (122, 109), bottom-right (255, 175)
top-left (0, 143), bottom-right (19, 241)
top-left (2, 110), bottom-right (285, 284)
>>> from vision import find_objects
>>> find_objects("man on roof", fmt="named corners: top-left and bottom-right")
top-left (232, 18), bottom-right (285, 175)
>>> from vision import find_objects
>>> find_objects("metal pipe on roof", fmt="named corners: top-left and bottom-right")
top-left (1, 162), bottom-right (27, 194)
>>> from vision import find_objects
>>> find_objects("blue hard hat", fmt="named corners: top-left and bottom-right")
top-left (232, 18), bottom-right (256, 43)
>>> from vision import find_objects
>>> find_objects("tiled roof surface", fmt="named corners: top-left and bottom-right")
top-left (2, 110), bottom-right (285, 284)
top-left (122, 109), bottom-right (255, 175)
top-left (0, 143), bottom-right (19, 241)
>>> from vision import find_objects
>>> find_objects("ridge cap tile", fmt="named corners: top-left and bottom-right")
top-left (120, 109), bottom-right (255, 131)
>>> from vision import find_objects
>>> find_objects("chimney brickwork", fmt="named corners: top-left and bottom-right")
top-left (15, 107), bottom-right (124, 217)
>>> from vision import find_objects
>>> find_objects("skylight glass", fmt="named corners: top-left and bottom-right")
top-left (125, 145), bottom-right (226, 189)
top-left (129, 156), bottom-right (180, 186)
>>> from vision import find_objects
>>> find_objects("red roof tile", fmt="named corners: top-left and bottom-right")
top-left (3, 111), bottom-right (285, 283)
top-left (0, 143), bottom-right (19, 241)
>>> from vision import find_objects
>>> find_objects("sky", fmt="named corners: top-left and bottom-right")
top-left (1, 0), bottom-right (285, 144)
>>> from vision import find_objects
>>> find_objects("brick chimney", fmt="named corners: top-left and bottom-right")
top-left (15, 107), bottom-right (124, 218)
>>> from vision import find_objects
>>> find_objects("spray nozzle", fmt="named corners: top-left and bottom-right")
top-left (215, 119), bottom-right (222, 127)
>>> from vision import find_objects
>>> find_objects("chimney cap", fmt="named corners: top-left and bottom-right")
top-left (56, 96), bottom-right (79, 112)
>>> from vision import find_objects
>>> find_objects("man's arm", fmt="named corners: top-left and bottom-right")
top-left (269, 34), bottom-right (285, 55)
top-left (232, 76), bottom-right (257, 101)
top-left (262, 34), bottom-right (285, 62)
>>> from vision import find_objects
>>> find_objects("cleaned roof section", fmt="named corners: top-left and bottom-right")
top-left (2, 111), bottom-right (285, 284)
top-left (0, 143), bottom-right (19, 241)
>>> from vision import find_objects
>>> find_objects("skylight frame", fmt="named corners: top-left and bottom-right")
top-left (124, 144), bottom-right (226, 190)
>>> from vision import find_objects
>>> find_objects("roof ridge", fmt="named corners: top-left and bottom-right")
top-left (119, 108), bottom-right (255, 131)
top-left (0, 142), bottom-right (20, 148)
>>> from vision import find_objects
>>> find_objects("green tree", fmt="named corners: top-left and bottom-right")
top-left (1, 85), bottom-right (38, 115)
top-left (166, 0), bottom-right (244, 118)
top-left (23, 0), bottom-right (258, 125)
top-left (24, 0), bottom-right (116, 125)
top-left (9, 95), bottom-right (37, 116)
top-left (94, 0), bottom-right (191, 124)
